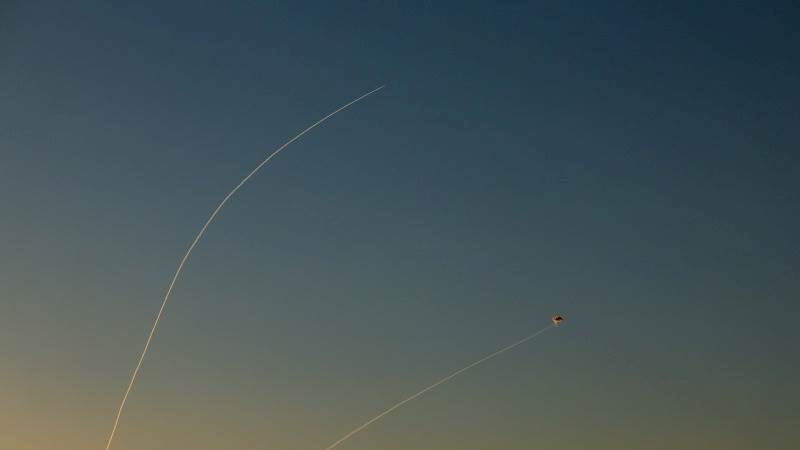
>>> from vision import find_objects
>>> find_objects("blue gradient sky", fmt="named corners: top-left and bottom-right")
top-left (1, 1), bottom-right (798, 449)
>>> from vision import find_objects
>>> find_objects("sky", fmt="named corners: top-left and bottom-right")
top-left (1, 1), bottom-right (799, 449)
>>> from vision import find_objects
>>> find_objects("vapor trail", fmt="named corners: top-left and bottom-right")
top-left (324, 324), bottom-right (553, 450)
top-left (105, 85), bottom-right (385, 450)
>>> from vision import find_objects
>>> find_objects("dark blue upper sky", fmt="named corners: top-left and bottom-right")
top-left (1, 2), bottom-right (798, 449)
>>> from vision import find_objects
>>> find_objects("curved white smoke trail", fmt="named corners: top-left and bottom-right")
top-left (324, 323), bottom-right (553, 449)
top-left (105, 85), bottom-right (385, 450)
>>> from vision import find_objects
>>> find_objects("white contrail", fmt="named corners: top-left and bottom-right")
top-left (324, 323), bottom-right (554, 450)
top-left (105, 85), bottom-right (385, 450)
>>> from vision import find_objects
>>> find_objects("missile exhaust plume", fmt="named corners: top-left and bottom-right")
top-left (324, 323), bottom-right (554, 450)
top-left (105, 85), bottom-right (385, 450)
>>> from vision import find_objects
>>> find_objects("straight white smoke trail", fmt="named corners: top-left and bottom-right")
top-left (324, 324), bottom-right (553, 450)
top-left (105, 85), bottom-right (385, 450)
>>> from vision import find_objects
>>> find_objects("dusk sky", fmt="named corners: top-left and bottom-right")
top-left (1, 1), bottom-right (799, 449)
